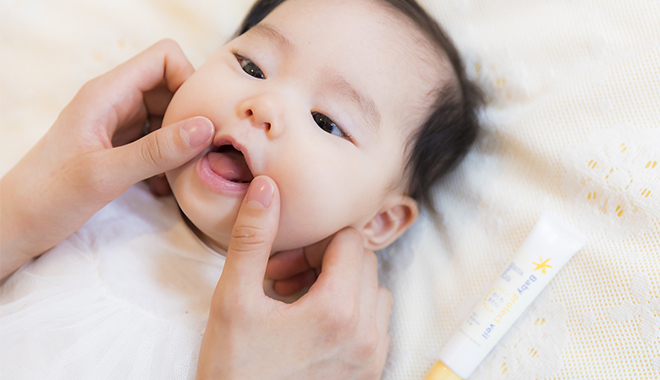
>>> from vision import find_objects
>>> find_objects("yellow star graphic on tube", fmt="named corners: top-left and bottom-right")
top-left (533, 257), bottom-right (553, 274)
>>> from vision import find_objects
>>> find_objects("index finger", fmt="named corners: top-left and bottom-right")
top-left (74, 39), bottom-right (194, 135)
top-left (265, 235), bottom-right (332, 280)
top-left (306, 227), bottom-right (365, 304)
top-left (107, 39), bottom-right (193, 94)
top-left (217, 176), bottom-right (280, 300)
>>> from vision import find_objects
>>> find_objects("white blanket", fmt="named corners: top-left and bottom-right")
top-left (1, 0), bottom-right (658, 379)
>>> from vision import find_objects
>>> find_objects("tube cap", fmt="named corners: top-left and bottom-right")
top-left (425, 361), bottom-right (462, 380)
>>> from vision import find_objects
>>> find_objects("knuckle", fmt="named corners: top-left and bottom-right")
top-left (230, 224), bottom-right (269, 252)
top-left (153, 38), bottom-right (183, 55)
top-left (77, 78), bottom-right (103, 101)
top-left (211, 291), bottom-right (252, 326)
top-left (78, 79), bottom-right (95, 95)
top-left (156, 38), bottom-right (179, 49)
top-left (353, 330), bottom-right (379, 360)
top-left (140, 133), bottom-right (167, 168)
top-left (323, 304), bottom-right (357, 333)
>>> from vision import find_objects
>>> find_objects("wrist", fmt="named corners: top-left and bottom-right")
top-left (0, 177), bottom-right (36, 278)
top-left (0, 174), bottom-right (46, 279)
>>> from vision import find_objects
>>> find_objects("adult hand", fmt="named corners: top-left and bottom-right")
top-left (196, 176), bottom-right (392, 380)
top-left (266, 245), bottom-right (324, 297)
top-left (0, 39), bottom-right (214, 279)
top-left (146, 181), bottom-right (320, 296)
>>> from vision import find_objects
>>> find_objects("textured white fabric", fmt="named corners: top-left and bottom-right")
top-left (0, 184), bottom-right (226, 379)
top-left (382, 1), bottom-right (660, 379)
top-left (1, 0), bottom-right (659, 379)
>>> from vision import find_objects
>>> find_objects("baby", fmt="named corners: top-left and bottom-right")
top-left (0, 0), bottom-right (481, 378)
top-left (165, 0), bottom-right (481, 255)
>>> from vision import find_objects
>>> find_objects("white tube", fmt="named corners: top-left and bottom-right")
top-left (426, 211), bottom-right (586, 380)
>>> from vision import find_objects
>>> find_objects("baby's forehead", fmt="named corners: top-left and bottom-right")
top-left (258, 0), bottom-right (449, 129)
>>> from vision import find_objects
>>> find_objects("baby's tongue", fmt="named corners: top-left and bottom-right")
top-left (207, 146), bottom-right (253, 183)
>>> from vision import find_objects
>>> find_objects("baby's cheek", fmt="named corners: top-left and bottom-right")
top-left (272, 192), bottom-right (318, 251)
top-left (273, 189), bottom-right (348, 252)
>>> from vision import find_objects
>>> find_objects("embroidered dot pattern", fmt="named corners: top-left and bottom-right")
top-left (3, 0), bottom-right (658, 379)
top-left (383, 0), bottom-right (660, 379)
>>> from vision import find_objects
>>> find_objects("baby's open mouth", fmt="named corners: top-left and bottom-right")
top-left (207, 145), bottom-right (254, 184)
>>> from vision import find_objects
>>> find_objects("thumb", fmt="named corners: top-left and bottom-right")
top-left (113, 116), bottom-right (214, 186)
top-left (219, 176), bottom-right (280, 298)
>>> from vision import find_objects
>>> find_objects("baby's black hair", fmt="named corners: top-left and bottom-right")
top-left (236, 0), bottom-right (482, 216)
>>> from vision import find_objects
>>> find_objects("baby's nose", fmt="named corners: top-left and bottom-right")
top-left (243, 108), bottom-right (272, 132)
top-left (238, 95), bottom-right (281, 137)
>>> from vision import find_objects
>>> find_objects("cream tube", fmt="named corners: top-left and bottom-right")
top-left (426, 211), bottom-right (586, 380)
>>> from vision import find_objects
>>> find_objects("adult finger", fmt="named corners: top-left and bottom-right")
top-left (106, 39), bottom-right (193, 93)
top-left (374, 287), bottom-right (393, 365)
top-left (108, 116), bottom-right (214, 188)
top-left (301, 235), bottom-right (333, 269)
top-left (307, 227), bottom-right (364, 305)
top-left (272, 270), bottom-right (317, 297)
top-left (265, 249), bottom-right (311, 280)
top-left (219, 176), bottom-right (280, 298)
top-left (111, 83), bottom-right (172, 143)
top-left (376, 288), bottom-right (393, 338)
top-left (111, 113), bottom-right (162, 148)
top-left (143, 81), bottom-right (175, 117)
top-left (266, 234), bottom-right (333, 280)
top-left (73, 39), bottom-right (194, 137)
top-left (350, 248), bottom-right (381, 362)
top-left (358, 249), bottom-right (380, 325)
top-left (149, 174), bottom-right (172, 197)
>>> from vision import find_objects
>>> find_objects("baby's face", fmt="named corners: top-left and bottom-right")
top-left (165, 0), bottom-right (440, 253)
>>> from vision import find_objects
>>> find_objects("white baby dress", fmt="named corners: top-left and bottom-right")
top-left (0, 183), bottom-right (226, 380)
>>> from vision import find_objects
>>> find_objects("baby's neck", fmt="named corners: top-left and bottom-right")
top-left (180, 210), bottom-right (228, 256)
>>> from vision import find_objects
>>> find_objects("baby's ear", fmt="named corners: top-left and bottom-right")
top-left (360, 195), bottom-right (418, 251)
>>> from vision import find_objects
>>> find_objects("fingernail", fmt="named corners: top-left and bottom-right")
top-left (180, 117), bottom-right (214, 148)
top-left (246, 176), bottom-right (274, 209)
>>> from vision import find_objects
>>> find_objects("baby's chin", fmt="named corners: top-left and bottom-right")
top-left (192, 219), bottom-right (341, 258)
top-left (165, 170), bottom-right (351, 256)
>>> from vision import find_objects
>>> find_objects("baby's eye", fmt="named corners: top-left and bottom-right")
top-left (312, 112), bottom-right (349, 139)
top-left (235, 54), bottom-right (265, 79)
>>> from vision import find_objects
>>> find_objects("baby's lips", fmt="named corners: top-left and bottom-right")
top-left (212, 134), bottom-right (256, 182)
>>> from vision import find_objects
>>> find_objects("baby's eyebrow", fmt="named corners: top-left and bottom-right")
top-left (250, 23), bottom-right (294, 54)
top-left (323, 69), bottom-right (381, 133)
top-left (250, 23), bottom-right (381, 132)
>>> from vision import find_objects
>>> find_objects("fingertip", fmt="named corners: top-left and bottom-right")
top-left (245, 176), bottom-right (276, 209)
top-left (180, 117), bottom-right (214, 148)
top-left (220, 176), bottom-right (280, 297)
top-left (322, 227), bottom-right (364, 267)
top-left (338, 227), bottom-right (365, 249)
top-left (115, 116), bottom-right (215, 193)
